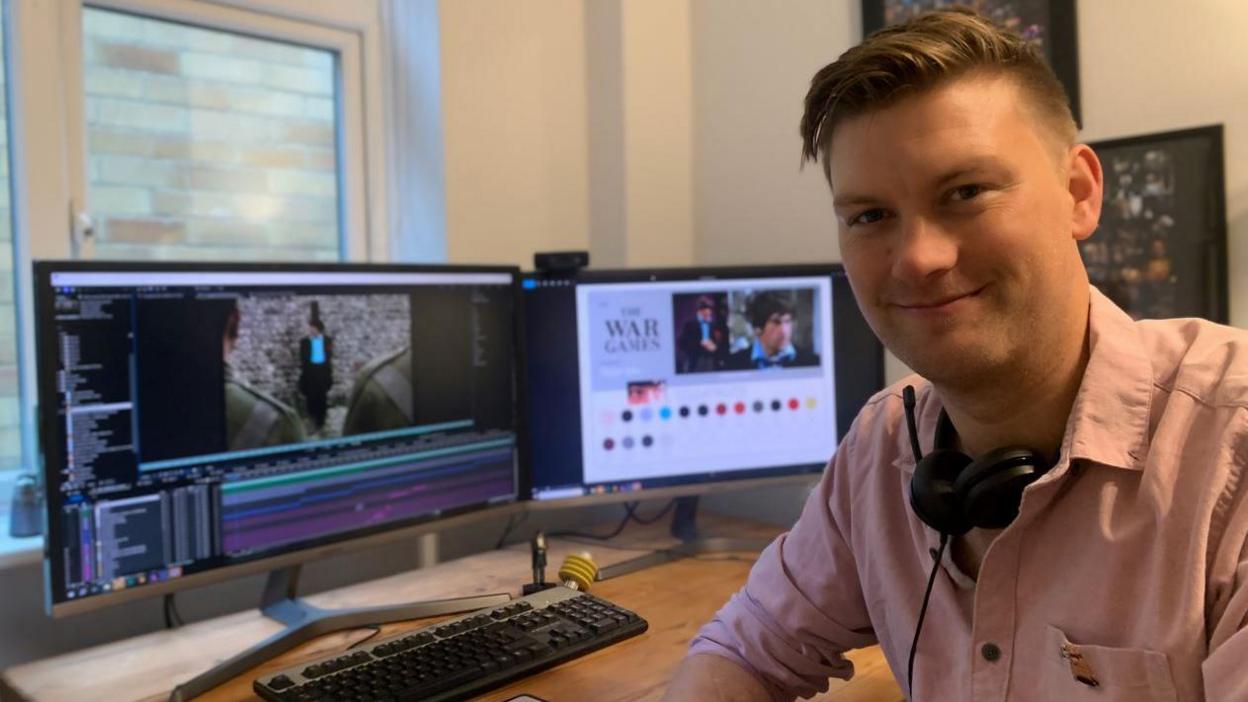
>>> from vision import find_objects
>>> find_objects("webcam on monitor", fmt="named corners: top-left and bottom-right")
top-left (534, 250), bottom-right (589, 274)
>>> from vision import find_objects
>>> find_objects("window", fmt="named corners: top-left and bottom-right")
top-left (82, 7), bottom-right (342, 261)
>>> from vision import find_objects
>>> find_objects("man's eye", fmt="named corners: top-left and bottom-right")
top-left (848, 208), bottom-right (886, 227)
top-left (950, 184), bottom-right (984, 201)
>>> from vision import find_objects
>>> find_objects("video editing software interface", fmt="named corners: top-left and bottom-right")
top-left (523, 266), bottom-right (883, 500)
top-left (37, 265), bottom-right (519, 607)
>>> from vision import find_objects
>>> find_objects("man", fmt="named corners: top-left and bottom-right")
top-left (222, 302), bottom-right (305, 450)
top-left (725, 291), bottom-right (821, 370)
top-left (298, 317), bottom-right (334, 430)
top-left (677, 294), bottom-right (730, 372)
top-left (666, 8), bottom-right (1246, 702)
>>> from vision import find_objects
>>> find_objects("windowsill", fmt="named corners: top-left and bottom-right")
top-left (0, 532), bottom-right (41, 568)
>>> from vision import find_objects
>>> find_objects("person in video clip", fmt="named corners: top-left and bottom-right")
top-left (677, 295), bottom-right (730, 372)
top-left (222, 302), bottom-right (305, 450)
top-left (725, 291), bottom-right (820, 370)
top-left (341, 346), bottom-right (414, 435)
top-left (298, 317), bottom-right (335, 430)
top-left (664, 7), bottom-right (1248, 702)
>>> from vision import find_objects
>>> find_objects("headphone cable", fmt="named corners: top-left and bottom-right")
top-left (906, 532), bottom-right (948, 699)
top-left (902, 384), bottom-right (946, 700)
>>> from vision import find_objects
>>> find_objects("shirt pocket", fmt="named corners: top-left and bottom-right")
top-left (1043, 624), bottom-right (1178, 702)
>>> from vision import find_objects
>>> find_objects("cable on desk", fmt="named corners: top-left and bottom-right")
top-left (163, 593), bottom-right (184, 629)
top-left (549, 502), bottom-right (638, 541)
top-left (494, 511), bottom-right (530, 549)
top-left (626, 498), bottom-right (677, 525)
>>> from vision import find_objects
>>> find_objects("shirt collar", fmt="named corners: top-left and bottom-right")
top-left (890, 286), bottom-right (1153, 475)
top-left (1062, 286), bottom-right (1152, 471)
top-left (751, 339), bottom-right (797, 364)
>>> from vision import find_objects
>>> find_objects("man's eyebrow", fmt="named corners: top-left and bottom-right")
top-left (831, 192), bottom-right (880, 209)
top-left (930, 156), bottom-right (1010, 189)
top-left (831, 156), bottom-right (1011, 209)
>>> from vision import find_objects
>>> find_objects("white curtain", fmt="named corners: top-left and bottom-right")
top-left (381, 0), bottom-right (448, 263)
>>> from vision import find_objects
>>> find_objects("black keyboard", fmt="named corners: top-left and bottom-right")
top-left (254, 586), bottom-right (647, 701)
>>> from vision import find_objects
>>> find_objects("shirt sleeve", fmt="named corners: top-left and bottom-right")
top-left (686, 432), bottom-right (879, 700)
top-left (1202, 429), bottom-right (1248, 701)
top-left (1202, 538), bottom-right (1248, 700)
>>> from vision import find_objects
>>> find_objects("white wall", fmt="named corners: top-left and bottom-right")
top-left (689, 0), bottom-right (855, 267)
top-left (439, 0), bottom-right (592, 268)
top-left (619, 0), bottom-right (697, 267)
top-left (1077, 1), bottom-right (1248, 328)
top-left (439, 0), bottom-right (701, 269)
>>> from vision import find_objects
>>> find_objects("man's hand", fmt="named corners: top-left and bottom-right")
top-left (664, 654), bottom-right (772, 702)
top-left (701, 339), bottom-right (718, 352)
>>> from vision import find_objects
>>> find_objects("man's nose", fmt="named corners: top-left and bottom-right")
top-left (891, 215), bottom-right (958, 282)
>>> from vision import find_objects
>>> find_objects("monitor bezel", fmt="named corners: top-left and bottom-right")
top-left (520, 261), bottom-right (882, 505)
top-left (33, 259), bottom-right (526, 617)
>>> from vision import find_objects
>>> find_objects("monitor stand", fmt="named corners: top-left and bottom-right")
top-left (168, 565), bottom-right (511, 701)
top-left (596, 496), bottom-right (775, 581)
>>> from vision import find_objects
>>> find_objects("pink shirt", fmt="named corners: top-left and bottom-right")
top-left (688, 288), bottom-right (1248, 701)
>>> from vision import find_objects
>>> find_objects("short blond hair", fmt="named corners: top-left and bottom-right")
top-left (800, 6), bottom-right (1076, 181)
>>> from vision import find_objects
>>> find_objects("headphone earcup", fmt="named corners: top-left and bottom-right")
top-left (909, 449), bottom-right (974, 537)
top-left (954, 447), bottom-right (1047, 529)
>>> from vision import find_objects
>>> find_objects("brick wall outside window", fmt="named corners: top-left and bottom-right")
top-left (83, 7), bottom-right (342, 263)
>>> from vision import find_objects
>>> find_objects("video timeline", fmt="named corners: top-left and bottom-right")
top-left (219, 440), bottom-right (514, 554)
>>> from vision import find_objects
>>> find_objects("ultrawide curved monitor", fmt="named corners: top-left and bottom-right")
top-left (34, 261), bottom-right (522, 615)
top-left (521, 263), bottom-right (884, 504)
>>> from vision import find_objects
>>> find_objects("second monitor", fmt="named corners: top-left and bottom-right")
top-left (522, 263), bottom-right (884, 505)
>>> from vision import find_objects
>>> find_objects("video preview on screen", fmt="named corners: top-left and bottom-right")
top-left (522, 266), bottom-right (882, 502)
top-left (38, 267), bottom-right (518, 608)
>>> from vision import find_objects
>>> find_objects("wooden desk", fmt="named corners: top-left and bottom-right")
top-left (2, 517), bottom-right (902, 701)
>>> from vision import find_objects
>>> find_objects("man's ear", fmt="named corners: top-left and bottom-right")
top-left (1067, 144), bottom-right (1103, 242)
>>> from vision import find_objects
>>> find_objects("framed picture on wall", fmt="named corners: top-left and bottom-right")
top-left (861, 0), bottom-right (1081, 124)
top-left (1083, 125), bottom-right (1228, 323)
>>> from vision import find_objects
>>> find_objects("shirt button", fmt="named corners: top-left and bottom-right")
top-left (981, 642), bottom-right (1002, 662)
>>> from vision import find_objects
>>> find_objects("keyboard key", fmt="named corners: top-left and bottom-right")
top-left (396, 666), bottom-right (478, 698)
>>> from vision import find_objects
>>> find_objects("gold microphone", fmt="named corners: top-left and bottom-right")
top-left (556, 552), bottom-right (599, 592)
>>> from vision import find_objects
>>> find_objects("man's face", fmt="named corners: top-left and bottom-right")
top-left (758, 313), bottom-right (793, 356)
top-left (697, 307), bottom-right (713, 322)
top-left (829, 75), bottom-right (1099, 388)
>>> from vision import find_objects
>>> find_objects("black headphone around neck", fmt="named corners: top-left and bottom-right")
top-left (904, 386), bottom-right (1050, 537)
